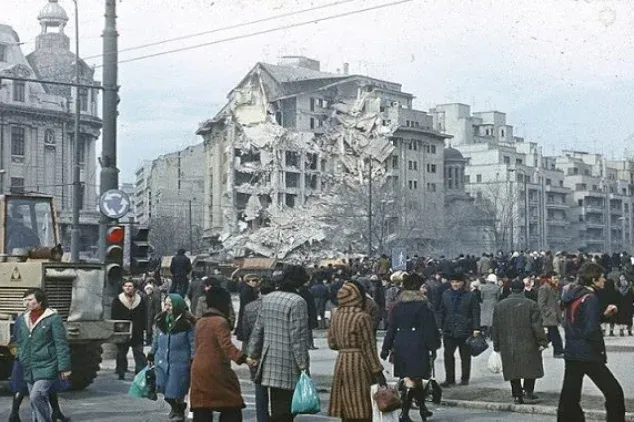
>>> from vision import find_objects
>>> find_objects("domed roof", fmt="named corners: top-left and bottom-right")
top-left (444, 146), bottom-right (465, 161)
top-left (37, 0), bottom-right (69, 25)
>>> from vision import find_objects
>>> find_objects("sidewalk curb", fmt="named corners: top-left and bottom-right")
top-left (441, 399), bottom-right (634, 421)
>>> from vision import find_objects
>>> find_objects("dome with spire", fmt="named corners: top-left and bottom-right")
top-left (37, 0), bottom-right (69, 27)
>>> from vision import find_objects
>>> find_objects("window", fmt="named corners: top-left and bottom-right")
top-left (11, 126), bottom-right (25, 156)
top-left (501, 128), bottom-right (505, 138)
top-left (476, 174), bottom-right (482, 183)
top-left (430, 164), bottom-right (436, 173)
top-left (546, 178), bottom-right (552, 185)
top-left (413, 161), bottom-right (418, 171)
top-left (485, 128), bottom-right (490, 136)
top-left (77, 137), bottom-right (86, 164)
top-left (431, 145), bottom-right (436, 154)
top-left (80, 89), bottom-right (89, 112)
top-left (516, 158), bottom-right (523, 165)
top-left (578, 199), bottom-right (583, 206)
top-left (503, 156), bottom-right (511, 165)
top-left (310, 118), bottom-right (315, 129)
top-left (44, 129), bottom-right (55, 145)
top-left (0, 44), bottom-right (6, 62)
top-left (413, 181), bottom-right (418, 189)
top-left (392, 138), bottom-right (400, 147)
top-left (408, 180), bottom-right (413, 189)
top-left (414, 121), bottom-right (420, 128)
top-left (13, 81), bottom-right (25, 102)
top-left (392, 155), bottom-right (398, 169)
top-left (310, 98), bottom-right (315, 112)
top-left (408, 161), bottom-right (413, 170)
top-left (406, 120), bottom-right (410, 127)
top-left (465, 175), bottom-right (470, 184)
top-left (412, 140), bottom-right (418, 151)
top-left (10, 177), bottom-right (24, 194)
top-left (559, 180), bottom-right (564, 187)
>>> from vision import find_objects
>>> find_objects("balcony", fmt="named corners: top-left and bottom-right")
top-left (546, 201), bottom-right (568, 210)
top-left (584, 205), bottom-right (605, 214)
top-left (585, 220), bottom-right (605, 228)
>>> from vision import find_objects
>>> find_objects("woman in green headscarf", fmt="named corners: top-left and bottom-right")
top-left (147, 294), bottom-right (195, 422)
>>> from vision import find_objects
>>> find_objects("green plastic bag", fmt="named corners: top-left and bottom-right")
top-left (291, 371), bottom-right (320, 414)
top-left (128, 366), bottom-right (151, 399)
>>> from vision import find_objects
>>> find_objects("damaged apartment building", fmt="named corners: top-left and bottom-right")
top-left (196, 56), bottom-right (448, 259)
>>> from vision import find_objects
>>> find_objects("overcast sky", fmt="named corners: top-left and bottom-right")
top-left (5, 0), bottom-right (634, 182)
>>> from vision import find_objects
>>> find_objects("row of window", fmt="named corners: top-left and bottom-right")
top-left (394, 157), bottom-right (438, 174)
top-left (407, 180), bottom-right (438, 191)
top-left (8, 126), bottom-right (86, 161)
top-left (391, 138), bottom-right (438, 154)
top-left (9, 81), bottom-right (92, 111)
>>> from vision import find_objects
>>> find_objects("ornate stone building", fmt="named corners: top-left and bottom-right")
top-left (0, 0), bottom-right (101, 254)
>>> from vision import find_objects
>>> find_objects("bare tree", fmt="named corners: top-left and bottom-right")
top-left (471, 180), bottom-right (522, 252)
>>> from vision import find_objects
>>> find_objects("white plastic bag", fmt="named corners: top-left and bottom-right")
top-left (487, 350), bottom-right (502, 374)
top-left (371, 384), bottom-right (400, 422)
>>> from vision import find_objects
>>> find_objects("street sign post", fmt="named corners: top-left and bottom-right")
top-left (99, 189), bottom-right (130, 220)
top-left (392, 247), bottom-right (407, 271)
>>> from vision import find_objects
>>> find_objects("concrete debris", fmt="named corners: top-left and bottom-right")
top-left (220, 78), bottom-right (397, 261)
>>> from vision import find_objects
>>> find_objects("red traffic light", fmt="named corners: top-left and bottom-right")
top-left (106, 226), bottom-right (124, 244)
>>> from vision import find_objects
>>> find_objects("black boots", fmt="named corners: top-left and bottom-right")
top-left (167, 400), bottom-right (186, 422)
top-left (415, 384), bottom-right (433, 421)
top-left (399, 388), bottom-right (415, 422)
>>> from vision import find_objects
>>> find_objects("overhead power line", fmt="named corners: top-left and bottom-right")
top-left (93, 0), bottom-right (412, 67)
top-left (83, 0), bottom-right (359, 61)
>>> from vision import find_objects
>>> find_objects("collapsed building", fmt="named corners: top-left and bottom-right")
top-left (196, 57), bottom-right (449, 260)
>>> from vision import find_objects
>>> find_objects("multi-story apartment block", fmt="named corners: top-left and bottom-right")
top-left (556, 152), bottom-right (634, 253)
top-left (0, 1), bottom-right (101, 253)
top-left (433, 104), bottom-right (572, 252)
top-left (133, 144), bottom-right (205, 226)
top-left (197, 57), bottom-right (447, 251)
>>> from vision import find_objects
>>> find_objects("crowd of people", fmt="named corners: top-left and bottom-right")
top-left (7, 248), bottom-right (634, 422)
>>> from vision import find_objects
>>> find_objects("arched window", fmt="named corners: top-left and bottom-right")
top-left (44, 129), bottom-right (56, 145)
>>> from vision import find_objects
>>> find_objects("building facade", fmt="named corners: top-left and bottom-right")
top-left (133, 144), bottom-right (205, 254)
top-left (0, 0), bottom-right (101, 254)
top-left (197, 57), bottom-right (448, 254)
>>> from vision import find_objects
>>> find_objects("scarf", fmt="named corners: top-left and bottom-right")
top-left (619, 279), bottom-right (631, 296)
top-left (165, 293), bottom-right (186, 332)
top-left (450, 289), bottom-right (462, 312)
top-left (29, 308), bottom-right (44, 324)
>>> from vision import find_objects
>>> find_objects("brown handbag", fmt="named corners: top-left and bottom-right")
top-left (373, 386), bottom-right (402, 412)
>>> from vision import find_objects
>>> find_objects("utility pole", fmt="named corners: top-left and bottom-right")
top-left (523, 172), bottom-right (529, 251)
top-left (188, 199), bottom-right (193, 253)
top-left (70, 0), bottom-right (82, 262)
top-left (368, 157), bottom-right (373, 257)
top-left (98, 0), bottom-right (119, 260)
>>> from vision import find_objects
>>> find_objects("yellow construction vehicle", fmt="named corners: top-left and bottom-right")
top-left (0, 194), bottom-right (131, 390)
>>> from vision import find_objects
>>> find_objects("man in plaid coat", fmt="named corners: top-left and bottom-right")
top-left (248, 266), bottom-right (311, 421)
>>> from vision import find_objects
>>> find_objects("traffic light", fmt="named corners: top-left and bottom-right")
top-left (105, 225), bottom-right (124, 285)
top-left (130, 226), bottom-right (151, 275)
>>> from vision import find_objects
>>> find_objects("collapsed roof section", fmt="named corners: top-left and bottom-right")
top-left (202, 63), bottom-right (398, 260)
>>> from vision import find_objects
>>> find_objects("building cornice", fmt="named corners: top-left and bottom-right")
top-left (0, 103), bottom-right (102, 129)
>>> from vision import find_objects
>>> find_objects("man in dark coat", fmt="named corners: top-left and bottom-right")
top-left (557, 262), bottom-right (625, 422)
top-left (111, 279), bottom-right (147, 380)
top-left (493, 279), bottom-right (548, 404)
top-left (169, 248), bottom-right (192, 297)
top-left (186, 272), bottom-right (205, 316)
top-left (235, 274), bottom-right (260, 341)
top-left (311, 279), bottom-right (329, 329)
top-left (439, 270), bottom-right (480, 387)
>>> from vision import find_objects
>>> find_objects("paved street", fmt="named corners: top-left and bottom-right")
top-left (0, 373), bottom-right (554, 422)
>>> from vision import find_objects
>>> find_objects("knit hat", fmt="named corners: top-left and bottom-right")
top-left (337, 282), bottom-right (363, 308)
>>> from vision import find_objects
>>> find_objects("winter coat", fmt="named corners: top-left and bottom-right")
top-left (145, 290), bottom-right (163, 333)
top-left (364, 294), bottom-right (381, 333)
top-left (241, 298), bottom-right (263, 381)
top-left (298, 286), bottom-right (319, 330)
top-left (562, 285), bottom-right (606, 363)
top-left (15, 308), bottom-right (71, 383)
top-left (150, 312), bottom-right (195, 400)
top-left (187, 278), bottom-right (205, 316)
top-left (479, 282), bottom-right (499, 327)
top-left (328, 283), bottom-right (383, 419)
top-left (538, 283), bottom-right (562, 327)
top-left (477, 256), bottom-right (491, 275)
top-left (311, 282), bottom-right (328, 315)
top-left (170, 253), bottom-right (192, 285)
top-left (111, 292), bottom-right (147, 346)
top-left (247, 291), bottom-right (310, 391)
top-left (439, 288), bottom-right (481, 339)
top-left (235, 284), bottom-right (259, 340)
top-left (492, 292), bottom-right (548, 381)
top-left (190, 309), bottom-right (246, 410)
top-left (381, 291), bottom-right (440, 379)
top-left (384, 285), bottom-right (401, 310)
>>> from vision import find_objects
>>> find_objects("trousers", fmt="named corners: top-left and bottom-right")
top-left (546, 326), bottom-right (564, 355)
top-left (510, 378), bottom-right (535, 397)
top-left (116, 342), bottom-right (147, 376)
top-left (192, 408), bottom-right (242, 422)
top-left (28, 379), bottom-right (55, 422)
top-left (255, 383), bottom-right (270, 422)
top-left (268, 387), bottom-right (294, 422)
top-left (557, 360), bottom-right (625, 422)
top-left (443, 336), bottom-right (471, 383)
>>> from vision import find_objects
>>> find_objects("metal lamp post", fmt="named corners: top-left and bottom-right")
top-left (70, 0), bottom-right (82, 262)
